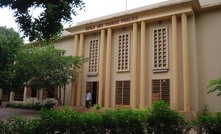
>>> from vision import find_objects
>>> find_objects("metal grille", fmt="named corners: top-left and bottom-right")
top-left (117, 34), bottom-right (130, 72)
top-left (153, 27), bottom-right (168, 72)
top-left (88, 39), bottom-right (99, 73)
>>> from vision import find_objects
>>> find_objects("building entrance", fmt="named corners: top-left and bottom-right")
top-left (86, 82), bottom-right (99, 106)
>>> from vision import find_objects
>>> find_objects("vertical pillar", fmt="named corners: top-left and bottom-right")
top-left (140, 21), bottom-right (147, 108)
top-left (9, 91), bottom-right (14, 102)
top-left (0, 89), bottom-right (3, 100)
top-left (172, 15), bottom-right (179, 110)
top-left (70, 34), bottom-right (79, 105)
top-left (23, 87), bottom-right (27, 102)
top-left (131, 23), bottom-right (138, 109)
top-left (104, 28), bottom-right (112, 108)
top-left (98, 29), bottom-right (105, 106)
top-left (182, 13), bottom-right (190, 112)
top-left (76, 33), bottom-right (84, 106)
top-left (39, 90), bottom-right (43, 101)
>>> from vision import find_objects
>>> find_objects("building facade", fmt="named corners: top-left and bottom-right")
top-left (2, 0), bottom-right (221, 113)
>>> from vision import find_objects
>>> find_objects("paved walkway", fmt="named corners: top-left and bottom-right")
top-left (0, 108), bottom-right (38, 122)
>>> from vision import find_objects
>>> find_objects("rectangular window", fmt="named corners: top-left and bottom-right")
top-left (152, 79), bottom-right (170, 104)
top-left (14, 90), bottom-right (24, 101)
top-left (116, 81), bottom-right (130, 105)
top-left (88, 39), bottom-right (99, 76)
top-left (117, 33), bottom-right (130, 72)
top-left (153, 27), bottom-right (168, 72)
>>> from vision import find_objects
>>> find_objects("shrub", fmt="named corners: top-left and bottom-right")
top-left (193, 112), bottom-right (221, 133)
top-left (1, 101), bottom-right (194, 133)
top-left (5, 101), bottom-right (55, 110)
top-left (93, 104), bottom-right (101, 110)
top-left (0, 121), bottom-right (6, 134)
top-left (94, 108), bottom-right (146, 134)
top-left (4, 116), bottom-right (33, 134)
top-left (145, 100), bottom-right (191, 134)
top-left (108, 108), bottom-right (146, 134)
top-left (79, 112), bottom-right (104, 133)
top-left (42, 100), bottom-right (55, 110)
top-left (34, 107), bottom-right (80, 134)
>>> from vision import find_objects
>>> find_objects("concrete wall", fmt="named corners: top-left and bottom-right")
top-left (54, 37), bottom-right (75, 105)
top-left (53, 1), bottom-right (221, 113)
top-left (196, 8), bottom-right (221, 112)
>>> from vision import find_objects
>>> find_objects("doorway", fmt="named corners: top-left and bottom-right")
top-left (86, 82), bottom-right (99, 106)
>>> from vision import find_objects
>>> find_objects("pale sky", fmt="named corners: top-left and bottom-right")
top-left (0, 0), bottom-right (167, 40)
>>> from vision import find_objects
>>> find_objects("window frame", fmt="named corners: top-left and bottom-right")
top-left (152, 79), bottom-right (170, 104)
top-left (115, 81), bottom-right (130, 106)
top-left (87, 38), bottom-right (99, 76)
top-left (152, 27), bottom-right (169, 72)
top-left (117, 33), bottom-right (130, 72)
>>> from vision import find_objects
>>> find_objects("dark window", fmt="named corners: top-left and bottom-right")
top-left (152, 79), bottom-right (170, 104)
top-left (116, 81), bottom-right (130, 105)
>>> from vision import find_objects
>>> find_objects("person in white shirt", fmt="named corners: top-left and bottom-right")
top-left (85, 90), bottom-right (92, 108)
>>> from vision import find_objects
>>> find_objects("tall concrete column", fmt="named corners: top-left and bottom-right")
top-left (76, 33), bottom-right (84, 106)
top-left (140, 21), bottom-right (147, 108)
top-left (23, 87), bottom-right (27, 102)
top-left (182, 13), bottom-right (190, 112)
top-left (0, 89), bottom-right (3, 100)
top-left (39, 90), bottom-right (43, 101)
top-left (70, 34), bottom-right (79, 105)
top-left (9, 91), bottom-right (14, 102)
top-left (104, 28), bottom-right (112, 108)
top-left (131, 23), bottom-right (138, 109)
top-left (98, 29), bottom-right (105, 106)
top-left (172, 15), bottom-right (179, 110)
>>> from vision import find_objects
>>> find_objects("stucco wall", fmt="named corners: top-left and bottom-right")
top-left (54, 37), bottom-right (75, 105)
top-left (196, 8), bottom-right (221, 112)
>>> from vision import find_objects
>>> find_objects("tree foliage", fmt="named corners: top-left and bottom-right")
top-left (13, 45), bottom-right (85, 92)
top-left (207, 77), bottom-right (221, 96)
top-left (0, 26), bottom-right (23, 91)
top-left (0, 0), bottom-right (85, 42)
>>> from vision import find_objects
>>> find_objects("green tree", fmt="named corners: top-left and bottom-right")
top-left (13, 45), bottom-right (85, 104)
top-left (207, 77), bottom-right (221, 96)
top-left (0, 26), bottom-right (23, 91)
top-left (0, 0), bottom-right (85, 42)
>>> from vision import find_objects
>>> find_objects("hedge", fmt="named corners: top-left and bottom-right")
top-left (0, 101), bottom-right (197, 134)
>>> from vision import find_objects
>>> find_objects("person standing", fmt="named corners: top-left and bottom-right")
top-left (85, 90), bottom-right (92, 108)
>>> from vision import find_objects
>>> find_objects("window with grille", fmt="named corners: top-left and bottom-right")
top-left (152, 79), bottom-right (170, 104)
top-left (116, 81), bottom-right (130, 105)
top-left (88, 39), bottom-right (99, 75)
top-left (153, 27), bottom-right (168, 72)
top-left (117, 34), bottom-right (130, 72)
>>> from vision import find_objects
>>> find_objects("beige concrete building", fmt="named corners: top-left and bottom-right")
top-left (2, 0), bottom-right (221, 114)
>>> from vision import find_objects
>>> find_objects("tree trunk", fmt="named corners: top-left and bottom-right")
top-left (63, 85), bottom-right (66, 105)
top-left (57, 86), bottom-right (62, 105)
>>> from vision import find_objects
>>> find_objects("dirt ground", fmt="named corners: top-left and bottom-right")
top-left (0, 108), bottom-right (38, 122)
